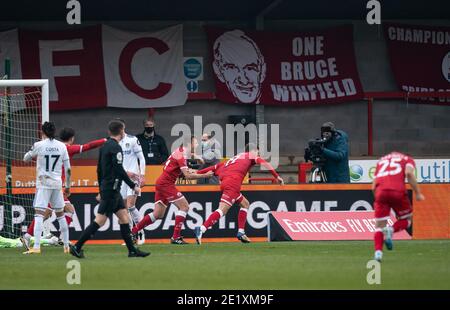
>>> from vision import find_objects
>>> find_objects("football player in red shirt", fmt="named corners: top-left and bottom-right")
top-left (21, 128), bottom-right (106, 250)
top-left (194, 143), bottom-right (283, 244)
top-left (372, 151), bottom-right (425, 262)
top-left (131, 136), bottom-right (213, 244)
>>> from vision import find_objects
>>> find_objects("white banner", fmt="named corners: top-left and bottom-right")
top-left (349, 159), bottom-right (450, 183)
top-left (102, 25), bottom-right (187, 108)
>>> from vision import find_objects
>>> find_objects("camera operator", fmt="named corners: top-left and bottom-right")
top-left (320, 122), bottom-right (350, 183)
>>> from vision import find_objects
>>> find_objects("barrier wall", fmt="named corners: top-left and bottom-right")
top-left (413, 184), bottom-right (450, 239)
top-left (1, 184), bottom-right (448, 240)
top-left (0, 165), bottom-right (164, 187)
top-left (0, 163), bottom-right (249, 187)
top-left (5, 159), bottom-right (449, 188)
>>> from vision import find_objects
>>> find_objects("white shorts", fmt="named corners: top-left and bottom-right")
top-left (33, 188), bottom-right (65, 212)
top-left (120, 183), bottom-right (137, 199)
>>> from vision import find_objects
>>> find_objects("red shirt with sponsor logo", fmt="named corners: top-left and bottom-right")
top-left (157, 147), bottom-right (188, 185)
top-left (374, 152), bottom-right (416, 192)
top-left (220, 152), bottom-right (279, 184)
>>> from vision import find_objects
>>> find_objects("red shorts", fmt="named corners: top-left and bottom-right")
top-left (155, 183), bottom-right (184, 206)
top-left (220, 180), bottom-right (244, 207)
top-left (374, 190), bottom-right (412, 221)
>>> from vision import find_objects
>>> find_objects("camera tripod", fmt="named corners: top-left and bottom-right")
top-left (308, 164), bottom-right (327, 183)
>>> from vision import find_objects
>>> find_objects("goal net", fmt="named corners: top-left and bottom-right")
top-left (0, 79), bottom-right (49, 239)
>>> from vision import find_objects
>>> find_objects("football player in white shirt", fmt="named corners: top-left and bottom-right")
top-left (23, 122), bottom-right (71, 254)
top-left (117, 119), bottom-right (146, 245)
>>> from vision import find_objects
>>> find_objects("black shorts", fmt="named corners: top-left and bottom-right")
top-left (98, 191), bottom-right (125, 216)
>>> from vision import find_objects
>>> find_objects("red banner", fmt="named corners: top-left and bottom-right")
top-left (0, 25), bottom-right (186, 111)
top-left (206, 25), bottom-right (363, 106)
top-left (269, 211), bottom-right (411, 241)
top-left (18, 26), bottom-right (107, 111)
top-left (384, 23), bottom-right (450, 104)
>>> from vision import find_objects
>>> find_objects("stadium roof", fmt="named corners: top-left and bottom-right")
top-left (1, 0), bottom-right (449, 22)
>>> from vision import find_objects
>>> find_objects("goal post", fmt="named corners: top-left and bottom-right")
top-left (0, 68), bottom-right (49, 238)
top-left (0, 79), bottom-right (49, 123)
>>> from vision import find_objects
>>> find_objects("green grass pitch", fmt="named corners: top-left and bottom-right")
top-left (0, 240), bottom-right (449, 290)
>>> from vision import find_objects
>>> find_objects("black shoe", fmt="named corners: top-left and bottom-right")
top-left (128, 248), bottom-right (150, 258)
top-left (69, 244), bottom-right (85, 259)
top-left (170, 236), bottom-right (188, 244)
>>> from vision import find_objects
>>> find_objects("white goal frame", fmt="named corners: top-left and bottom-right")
top-left (0, 79), bottom-right (49, 122)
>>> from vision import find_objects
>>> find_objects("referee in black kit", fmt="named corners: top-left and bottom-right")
top-left (70, 120), bottom-right (150, 258)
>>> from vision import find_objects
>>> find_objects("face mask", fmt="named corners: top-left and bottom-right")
top-left (145, 127), bottom-right (154, 134)
top-left (201, 141), bottom-right (208, 148)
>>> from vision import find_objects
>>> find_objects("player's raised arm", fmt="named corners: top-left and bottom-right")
top-left (79, 138), bottom-right (107, 153)
top-left (255, 157), bottom-right (284, 184)
top-left (60, 127), bottom-right (106, 155)
top-left (23, 142), bottom-right (38, 162)
top-left (23, 150), bottom-right (33, 162)
top-left (405, 164), bottom-right (425, 201)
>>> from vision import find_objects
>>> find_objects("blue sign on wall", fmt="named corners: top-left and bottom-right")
top-left (186, 80), bottom-right (199, 92)
top-left (184, 57), bottom-right (203, 80)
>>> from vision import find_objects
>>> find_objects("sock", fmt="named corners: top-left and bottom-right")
top-left (202, 209), bottom-right (224, 233)
top-left (27, 219), bottom-right (35, 236)
top-left (393, 219), bottom-right (409, 232)
top-left (374, 230), bottom-right (384, 251)
top-left (238, 208), bottom-right (248, 233)
top-left (132, 213), bottom-right (156, 234)
top-left (57, 215), bottom-right (69, 247)
top-left (32, 214), bottom-right (44, 250)
top-left (128, 206), bottom-right (142, 226)
top-left (64, 212), bottom-right (73, 226)
top-left (120, 223), bottom-right (136, 254)
top-left (40, 236), bottom-right (58, 246)
top-left (75, 221), bottom-right (100, 251)
top-left (42, 219), bottom-right (51, 238)
top-left (172, 210), bottom-right (187, 239)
